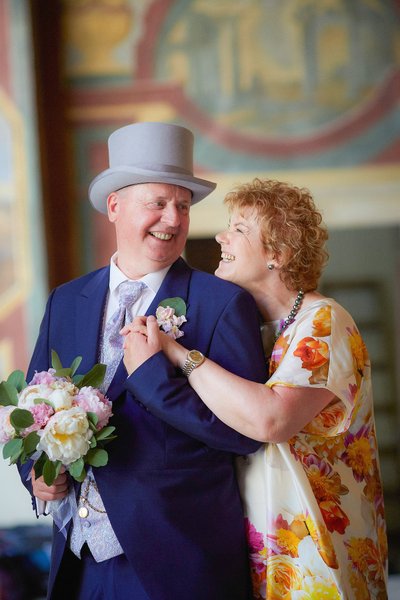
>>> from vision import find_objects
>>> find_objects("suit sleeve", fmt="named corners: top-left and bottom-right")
top-left (17, 290), bottom-right (55, 498)
top-left (125, 289), bottom-right (268, 454)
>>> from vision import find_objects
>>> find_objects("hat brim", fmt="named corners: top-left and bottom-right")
top-left (89, 166), bottom-right (216, 214)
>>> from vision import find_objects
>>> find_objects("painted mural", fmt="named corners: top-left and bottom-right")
top-left (0, 1), bottom-right (46, 377)
top-left (60, 0), bottom-right (400, 270)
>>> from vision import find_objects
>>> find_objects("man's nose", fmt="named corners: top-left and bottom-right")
top-left (161, 204), bottom-right (181, 226)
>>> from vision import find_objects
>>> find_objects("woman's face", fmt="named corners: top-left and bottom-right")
top-left (215, 207), bottom-right (271, 290)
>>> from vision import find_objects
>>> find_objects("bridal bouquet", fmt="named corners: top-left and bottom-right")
top-left (0, 351), bottom-right (116, 486)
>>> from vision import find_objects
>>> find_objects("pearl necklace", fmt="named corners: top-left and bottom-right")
top-left (274, 289), bottom-right (304, 340)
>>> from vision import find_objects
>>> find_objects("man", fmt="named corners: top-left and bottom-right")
top-left (20, 122), bottom-right (268, 599)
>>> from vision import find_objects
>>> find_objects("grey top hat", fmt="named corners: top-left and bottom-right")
top-left (89, 122), bottom-right (217, 214)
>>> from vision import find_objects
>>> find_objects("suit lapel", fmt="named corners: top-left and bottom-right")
top-left (146, 257), bottom-right (192, 318)
top-left (75, 267), bottom-right (109, 373)
top-left (107, 258), bottom-right (192, 400)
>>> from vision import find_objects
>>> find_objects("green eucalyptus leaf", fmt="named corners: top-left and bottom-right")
top-left (100, 435), bottom-right (117, 445)
top-left (9, 450), bottom-right (24, 465)
top-left (70, 356), bottom-right (82, 377)
top-left (54, 367), bottom-right (72, 378)
top-left (77, 364), bottom-right (106, 389)
top-left (95, 426), bottom-right (115, 441)
top-left (3, 438), bottom-right (23, 460)
top-left (87, 412), bottom-right (99, 427)
top-left (33, 453), bottom-right (46, 480)
top-left (158, 297), bottom-right (187, 317)
top-left (23, 431), bottom-right (40, 455)
top-left (90, 437), bottom-right (97, 449)
top-left (10, 408), bottom-right (34, 430)
top-left (19, 452), bottom-right (29, 465)
top-left (0, 381), bottom-right (18, 406)
top-left (7, 370), bottom-right (27, 392)
top-left (54, 461), bottom-right (62, 479)
top-left (51, 350), bottom-right (63, 371)
top-left (86, 448), bottom-right (108, 467)
top-left (69, 458), bottom-right (84, 479)
top-left (43, 459), bottom-right (57, 486)
top-left (72, 374), bottom-right (84, 385)
top-left (33, 398), bottom-right (55, 408)
top-left (75, 468), bottom-right (87, 483)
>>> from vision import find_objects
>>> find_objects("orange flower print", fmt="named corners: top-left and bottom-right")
top-left (347, 326), bottom-right (369, 378)
top-left (268, 514), bottom-right (301, 558)
top-left (266, 554), bottom-right (303, 599)
top-left (293, 337), bottom-right (329, 384)
top-left (305, 514), bottom-right (339, 569)
top-left (303, 433), bottom-right (346, 466)
top-left (312, 305), bottom-right (331, 337)
top-left (294, 337), bottom-right (329, 371)
top-left (302, 454), bottom-right (350, 534)
top-left (302, 454), bottom-right (349, 504)
top-left (269, 334), bottom-right (290, 376)
top-left (341, 426), bottom-right (374, 482)
top-left (303, 400), bottom-right (346, 437)
top-left (319, 500), bottom-right (350, 534)
top-left (346, 537), bottom-right (386, 588)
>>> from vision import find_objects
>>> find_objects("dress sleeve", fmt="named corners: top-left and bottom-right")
top-left (267, 302), bottom-right (368, 437)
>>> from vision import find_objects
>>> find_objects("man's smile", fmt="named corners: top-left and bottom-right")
top-left (149, 232), bottom-right (174, 241)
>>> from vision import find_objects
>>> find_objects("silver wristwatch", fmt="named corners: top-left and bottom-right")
top-left (182, 349), bottom-right (205, 377)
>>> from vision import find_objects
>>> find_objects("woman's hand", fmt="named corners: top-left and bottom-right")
top-left (31, 467), bottom-right (69, 501)
top-left (121, 315), bottom-right (187, 375)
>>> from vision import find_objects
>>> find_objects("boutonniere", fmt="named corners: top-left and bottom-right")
top-left (156, 297), bottom-right (187, 340)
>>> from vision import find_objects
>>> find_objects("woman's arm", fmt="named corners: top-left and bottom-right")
top-left (123, 316), bottom-right (335, 443)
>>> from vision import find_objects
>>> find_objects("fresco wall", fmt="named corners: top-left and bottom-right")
top-left (61, 0), bottom-right (400, 271)
top-left (0, 0), bottom-right (48, 526)
top-left (0, 0), bottom-right (47, 378)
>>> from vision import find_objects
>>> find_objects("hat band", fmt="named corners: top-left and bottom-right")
top-left (110, 162), bottom-right (194, 177)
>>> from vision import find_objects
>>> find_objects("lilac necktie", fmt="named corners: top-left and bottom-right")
top-left (100, 280), bottom-right (147, 391)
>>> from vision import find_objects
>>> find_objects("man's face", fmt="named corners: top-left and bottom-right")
top-left (107, 183), bottom-right (191, 278)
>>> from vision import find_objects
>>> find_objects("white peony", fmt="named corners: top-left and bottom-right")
top-left (0, 406), bottom-right (16, 443)
top-left (38, 406), bottom-right (92, 465)
top-left (48, 388), bottom-right (73, 411)
top-left (18, 384), bottom-right (52, 409)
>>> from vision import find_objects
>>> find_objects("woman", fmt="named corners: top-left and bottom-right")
top-left (123, 178), bottom-right (388, 599)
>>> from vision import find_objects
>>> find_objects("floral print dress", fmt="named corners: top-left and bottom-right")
top-left (236, 299), bottom-right (388, 600)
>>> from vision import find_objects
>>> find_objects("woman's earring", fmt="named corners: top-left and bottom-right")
top-left (267, 264), bottom-right (274, 270)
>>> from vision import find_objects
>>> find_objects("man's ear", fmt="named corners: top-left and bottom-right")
top-left (107, 192), bottom-right (119, 223)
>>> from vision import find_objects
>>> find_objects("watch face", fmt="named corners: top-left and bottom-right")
top-left (188, 350), bottom-right (204, 364)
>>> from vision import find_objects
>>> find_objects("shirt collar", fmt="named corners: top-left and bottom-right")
top-left (109, 253), bottom-right (170, 295)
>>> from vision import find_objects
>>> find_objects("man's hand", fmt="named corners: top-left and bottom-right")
top-left (31, 467), bottom-right (69, 501)
top-left (121, 315), bottom-right (188, 375)
top-left (121, 315), bottom-right (162, 375)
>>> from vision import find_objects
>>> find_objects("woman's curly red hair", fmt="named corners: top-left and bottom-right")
top-left (224, 178), bottom-right (329, 292)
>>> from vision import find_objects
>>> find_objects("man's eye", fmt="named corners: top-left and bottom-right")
top-left (179, 204), bottom-right (190, 214)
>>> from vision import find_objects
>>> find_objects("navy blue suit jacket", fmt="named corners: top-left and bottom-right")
top-left (21, 258), bottom-right (268, 599)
